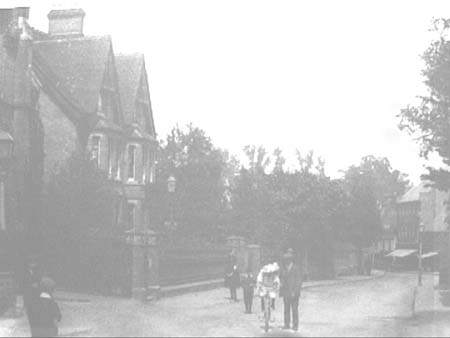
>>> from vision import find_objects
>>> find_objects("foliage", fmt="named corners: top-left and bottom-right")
top-left (341, 156), bottom-right (409, 248)
top-left (41, 152), bottom-right (118, 288)
top-left (148, 124), bottom-right (234, 249)
top-left (43, 153), bottom-right (117, 242)
top-left (231, 146), bottom-right (348, 277)
top-left (399, 18), bottom-right (450, 190)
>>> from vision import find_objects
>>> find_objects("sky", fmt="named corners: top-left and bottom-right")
top-left (5, 0), bottom-right (450, 183)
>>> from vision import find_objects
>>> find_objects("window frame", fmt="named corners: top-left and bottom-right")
top-left (127, 143), bottom-right (137, 182)
top-left (126, 200), bottom-right (138, 231)
top-left (91, 134), bottom-right (102, 167)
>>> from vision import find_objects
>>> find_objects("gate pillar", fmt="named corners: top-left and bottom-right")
top-left (126, 230), bottom-right (160, 301)
top-left (226, 236), bottom-right (246, 272)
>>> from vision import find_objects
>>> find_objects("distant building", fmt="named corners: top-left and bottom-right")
top-left (386, 181), bottom-right (449, 274)
top-left (377, 201), bottom-right (397, 254)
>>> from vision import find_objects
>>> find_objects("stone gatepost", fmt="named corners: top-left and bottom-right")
top-left (245, 244), bottom-right (261, 277)
top-left (126, 230), bottom-right (160, 301)
top-left (145, 230), bottom-right (160, 301)
top-left (227, 236), bottom-right (246, 272)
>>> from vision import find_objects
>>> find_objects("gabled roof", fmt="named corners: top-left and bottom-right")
top-left (0, 33), bottom-right (15, 105)
top-left (397, 181), bottom-right (432, 204)
top-left (114, 53), bottom-right (143, 124)
top-left (33, 35), bottom-right (112, 114)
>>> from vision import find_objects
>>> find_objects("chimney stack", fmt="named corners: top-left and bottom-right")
top-left (47, 8), bottom-right (85, 37)
top-left (0, 7), bottom-right (29, 34)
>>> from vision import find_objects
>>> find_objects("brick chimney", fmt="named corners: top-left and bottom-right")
top-left (47, 8), bottom-right (85, 37)
top-left (0, 7), bottom-right (29, 34)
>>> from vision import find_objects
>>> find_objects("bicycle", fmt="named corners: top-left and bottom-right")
top-left (256, 262), bottom-right (280, 333)
top-left (263, 292), bottom-right (271, 332)
top-left (258, 291), bottom-right (276, 333)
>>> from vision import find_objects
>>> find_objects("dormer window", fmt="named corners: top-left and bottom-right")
top-left (135, 101), bottom-right (147, 130)
top-left (100, 88), bottom-right (120, 124)
top-left (97, 95), bottom-right (104, 117)
top-left (142, 146), bottom-right (148, 183)
top-left (127, 144), bottom-right (136, 181)
top-left (91, 135), bottom-right (101, 167)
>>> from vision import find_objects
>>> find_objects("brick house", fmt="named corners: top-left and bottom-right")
top-left (0, 7), bottom-right (158, 299)
top-left (386, 181), bottom-right (449, 276)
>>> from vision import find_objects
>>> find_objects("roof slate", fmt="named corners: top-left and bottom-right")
top-left (33, 35), bottom-right (112, 114)
top-left (0, 34), bottom-right (15, 105)
top-left (114, 53), bottom-right (143, 125)
top-left (397, 181), bottom-right (432, 204)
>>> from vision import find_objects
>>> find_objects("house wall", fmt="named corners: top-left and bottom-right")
top-left (396, 201), bottom-right (420, 248)
top-left (420, 190), bottom-right (449, 232)
top-left (39, 90), bottom-right (78, 180)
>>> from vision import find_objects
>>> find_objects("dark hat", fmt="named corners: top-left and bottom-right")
top-left (40, 277), bottom-right (56, 293)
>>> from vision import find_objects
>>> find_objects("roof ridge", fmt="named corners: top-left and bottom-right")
top-left (115, 52), bottom-right (144, 58)
top-left (34, 35), bottom-right (111, 44)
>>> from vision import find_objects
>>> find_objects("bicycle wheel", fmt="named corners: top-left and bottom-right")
top-left (264, 295), bottom-right (270, 333)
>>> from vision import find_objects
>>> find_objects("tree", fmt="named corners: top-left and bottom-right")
top-left (341, 156), bottom-right (408, 273)
top-left (150, 124), bottom-right (232, 248)
top-left (346, 155), bottom-right (409, 209)
top-left (399, 18), bottom-right (450, 190)
top-left (230, 145), bottom-right (273, 244)
top-left (231, 147), bottom-right (347, 278)
top-left (42, 152), bottom-right (118, 291)
top-left (43, 153), bottom-right (117, 241)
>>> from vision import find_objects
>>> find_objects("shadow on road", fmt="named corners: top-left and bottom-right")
top-left (260, 328), bottom-right (301, 337)
top-left (407, 310), bottom-right (450, 326)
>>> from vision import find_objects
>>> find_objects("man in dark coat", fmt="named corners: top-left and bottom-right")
top-left (280, 249), bottom-right (303, 331)
top-left (241, 266), bottom-right (256, 313)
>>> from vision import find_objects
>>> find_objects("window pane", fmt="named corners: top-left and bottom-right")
top-left (91, 136), bottom-right (101, 166)
top-left (128, 145), bottom-right (136, 180)
top-left (127, 203), bottom-right (135, 229)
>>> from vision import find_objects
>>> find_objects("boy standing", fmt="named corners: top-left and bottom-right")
top-left (225, 255), bottom-right (240, 301)
top-left (241, 267), bottom-right (256, 313)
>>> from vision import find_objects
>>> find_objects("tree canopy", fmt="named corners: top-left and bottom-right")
top-left (399, 18), bottom-right (450, 190)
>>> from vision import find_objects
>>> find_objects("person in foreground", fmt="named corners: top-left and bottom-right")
top-left (22, 255), bottom-right (44, 337)
top-left (32, 277), bottom-right (62, 337)
top-left (280, 249), bottom-right (303, 331)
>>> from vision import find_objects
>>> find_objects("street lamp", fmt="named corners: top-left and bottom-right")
top-left (418, 222), bottom-right (425, 286)
top-left (0, 130), bottom-right (14, 232)
top-left (166, 176), bottom-right (177, 233)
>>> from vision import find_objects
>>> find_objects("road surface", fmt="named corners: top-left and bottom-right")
top-left (3, 272), bottom-right (448, 337)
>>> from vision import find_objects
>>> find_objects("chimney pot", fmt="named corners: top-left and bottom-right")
top-left (48, 8), bottom-right (85, 37)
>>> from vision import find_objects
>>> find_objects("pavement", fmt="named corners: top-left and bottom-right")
top-left (407, 273), bottom-right (450, 337)
top-left (2, 270), bottom-right (444, 337)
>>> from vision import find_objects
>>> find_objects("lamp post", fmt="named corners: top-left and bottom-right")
top-left (166, 176), bottom-right (177, 234)
top-left (0, 130), bottom-right (14, 232)
top-left (418, 222), bottom-right (425, 286)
